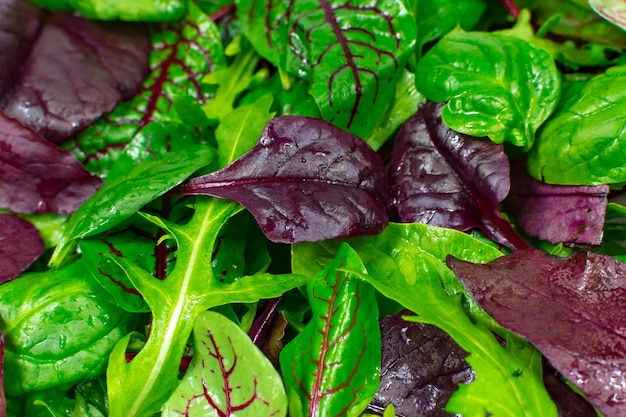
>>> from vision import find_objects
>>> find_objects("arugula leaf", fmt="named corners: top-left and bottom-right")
top-left (1, 261), bottom-right (135, 396)
top-left (237, 0), bottom-right (417, 137)
top-left (162, 311), bottom-right (288, 416)
top-left (528, 66), bottom-right (626, 185)
top-left (416, 30), bottom-right (561, 149)
top-left (29, 0), bottom-right (186, 21)
top-left (280, 243), bottom-right (380, 417)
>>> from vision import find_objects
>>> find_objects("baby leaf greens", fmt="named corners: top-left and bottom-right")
top-left (0, 215), bottom-right (43, 284)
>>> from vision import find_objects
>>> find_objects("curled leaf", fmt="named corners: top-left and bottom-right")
top-left (447, 249), bottom-right (626, 417)
top-left (181, 116), bottom-right (390, 243)
top-left (0, 214), bottom-right (43, 284)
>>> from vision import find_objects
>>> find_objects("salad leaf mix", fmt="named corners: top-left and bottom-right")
top-left (2, 0), bottom-right (626, 416)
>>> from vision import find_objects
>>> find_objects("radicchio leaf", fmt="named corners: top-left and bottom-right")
top-left (0, 111), bottom-right (101, 214)
top-left (0, 214), bottom-right (43, 284)
top-left (0, 13), bottom-right (151, 143)
top-left (68, 1), bottom-right (225, 174)
top-left (447, 249), bottom-right (626, 417)
top-left (279, 243), bottom-right (380, 417)
top-left (505, 158), bottom-right (609, 246)
top-left (162, 311), bottom-right (287, 417)
top-left (181, 115), bottom-right (390, 243)
top-left (390, 103), bottom-right (527, 250)
top-left (369, 312), bottom-right (473, 417)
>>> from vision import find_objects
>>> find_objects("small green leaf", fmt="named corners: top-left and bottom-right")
top-left (528, 66), bottom-right (626, 185)
top-left (281, 243), bottom-right (380, 417)
top-left (162, 311), bottom-right (288, 416)
top-left (416, 30), bottom-right (561, 149)
top-left (49, 145), bottom-right (214, 268)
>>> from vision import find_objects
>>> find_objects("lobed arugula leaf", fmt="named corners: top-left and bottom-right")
top-left (528, 66), bottom-right (626, 185)
top-left (237, 0), bottom-right (417, 137)
top-left (162, 311), bottom-right (288, 416)
top-left (416, 30), bottom-right (561, 149)
top-left (68, 2), bottom-right (226, 175)
top-left (280, 243), bottom-right (380, 417)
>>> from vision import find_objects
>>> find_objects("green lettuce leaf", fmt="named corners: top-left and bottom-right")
top-left (416, 30), bottom-right (561, 149)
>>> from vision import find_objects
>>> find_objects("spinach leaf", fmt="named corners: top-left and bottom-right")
top-left (29, 0), bottom-right (186, 21)
top-left (162, 311), bottom-right (288, 416)
top-left (280, 243), bottom-right (380, 417)
top-left (528, 66), bottom-right (626, 185)
top-left (0, 261), bottom-right (135, 396)
top-left (416, 30), bottom-right (561, 149)
top-left (237, 0), bottom-right (417, 137)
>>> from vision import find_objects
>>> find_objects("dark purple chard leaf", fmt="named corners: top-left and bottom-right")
top-left (390, 103), bottom-right (527, 250)
top-left (0, 0), bottom-right (43, 97)
top-left (0, 214), bottom-right (43, 284)
top-left (447, 249), bottom-right (626, 417)
top-left (0, 111), bottom-right (102, 215)
top-left (161, 311), bottom-right (287, 416)
top-left (369, 312), bottom-right (474, 417)
top-left (68, 2), bottom-right (226, 174)
top-left (1, 14), bottom-right (151, 144)
top-left (505, 158), bottom-right (609, 246)
top-left (181, 115), bottom-right (390, 243)
top-left (237, 0), bottom-right (417, 138)
top-left (279, 243), bottom-right (380, 417)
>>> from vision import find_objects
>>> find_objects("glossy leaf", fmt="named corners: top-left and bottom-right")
top-left (528, 66), bottom-right (626, 185)
top-left (597, 202), bottom-right (626, 257)
top-left (591, 0), bottom-right (626, 31)
top-left (0, 261), bottom-right (135, 396)
top-left (369, 312), bottom-right (474, 417)
top-left (0, 214), bottom-right (44, 284)
top-left (505, 158), bottom-right (609, 246)
top-left (49, 144), bottom-right (214, 267)
top-left (181, 116), bottom-right (390, 243)
top-left (162, 311), bottom-right (287, 416)
top-left (68, 2), bottom-right (226, 174)
top-left (1, 14), bottom-right (151, 144)
top-left (280, 243), bottom-right (380, 417)
top-left (30, 0), bottom-right (186, 21)
top-left (416, 30), bottom-right (561, 149)
top-left (447, 249), bottom-right (626, 417)
top-left (106, 197), bottom-right (306, 417)
top-left (0, 111), bottom-right (102, 215)
top-left (390, 102), bottom-right (527, 250)
top-left (237, 0), bottom-right (417, 137)
top-left (0, 332), bottom-right (5, 417)
top-left (293, 223), bottom-right (558, 416)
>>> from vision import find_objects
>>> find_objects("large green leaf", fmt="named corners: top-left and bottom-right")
top-left (293, 223), bottom-right (558, 416)
top-left (528, 66), bottom-right (626, 185)
top-left (29, 0), bottom-right (186, 21)
top-left (237, 0), bottom-right (417, 137)
top-left (281, 243), bottom-right (380, 417)
top-left (416, 30), bottom-right (561, 149)
top-left (162, 311), bottom-right (288, 416)
top-left (0, 262), bottom-right (135, 396)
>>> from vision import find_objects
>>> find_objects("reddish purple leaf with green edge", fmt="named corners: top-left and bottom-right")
top-left (590, 0), bottom-right (626, 31)
top-left (390, 102), bottom-right (527, 251)
top-left (1, 13), bottom-right (151, 144)
top-left (67, 1), bottom-right (226, 174)
top-left (279, 242), bottom-right (381, 417)
top-left (505, 158), bottom-right (609, 246)
top-left (0, 214), bottom-right (44, 284)
top-left (447, 249), bottom-right (626, 417)
top-left (180, 116), bottom-right (390, 243)
top-left (0, 0), bottom-right (43, 97)
top-left (162, 310), bottom-right (287, 417)
top-left (369, 312), bottom-right (473, 417)
top-left (0, 111), bottom-right (101, 215)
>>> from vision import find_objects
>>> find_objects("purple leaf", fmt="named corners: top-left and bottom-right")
top-left (181, 115), bottom-right (390, 243)
top-left (0, 214), bottom-right (44, 283)
top-left (0, 0), bottom-right (43, 97)
top-left (505, 158), bottom-right (609, 246)
top-left (369, 312), bottom-right (474, 417)
top-left (390, 102), bottom-right (528, 250)
top-left (0, 111), bottom-right (102, 214)
top-left (447, 249), bottom-right (626, 417)
top-left (0, 13), bottom-right (151, 143)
